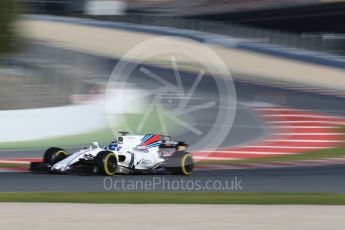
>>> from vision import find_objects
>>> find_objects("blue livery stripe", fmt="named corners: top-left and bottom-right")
top-left (147, 142), bottom-right (161, 148)
top-left (141, 134), bottom-right (153, 142)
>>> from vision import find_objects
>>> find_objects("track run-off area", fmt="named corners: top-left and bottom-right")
top-left (195, 105), bottom-right (345, 160)
top-left (1, 105), bottom-right (344, 165)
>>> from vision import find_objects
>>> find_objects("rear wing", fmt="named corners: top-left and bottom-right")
top-left (160, 138), bottom-right (188, 150)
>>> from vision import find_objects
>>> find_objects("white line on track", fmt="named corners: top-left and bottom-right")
top-left (256, 107), bottom-right (345, 113)
top-left (238, 146), bottom-right (331, 149)
top-left (270, 126), bottom-right (336, 128)
top-left (0, 160), bottom-right (29, 164)
top-left (193, 156), bottom-right (240, 160)
top-left (268, 121), bottom-right (345, 125)
top-left (256, 108), bottom-right (297, 111)
top-left (264, 114), bottom-right (344, 119)
top-left (265, 139), bottom-right (344, 142)
top-left (273, 133), bottom-right (342, 135)
top-left (197, 151), bottom-right (293, 155)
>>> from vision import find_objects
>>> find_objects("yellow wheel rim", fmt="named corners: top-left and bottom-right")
top-left (181, 154), bottom-right (193, 175)
top-left (55, 150), bottom-right (66, 158)
top-left (104, 153), bottom-right (117, 176)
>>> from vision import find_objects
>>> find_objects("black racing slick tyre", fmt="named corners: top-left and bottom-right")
top-left (167, 151), bottom-right (194, 175)
top-left (43, 147), bottom-right (67, 165)
top-left (95, 151), bottom-right (118, 176)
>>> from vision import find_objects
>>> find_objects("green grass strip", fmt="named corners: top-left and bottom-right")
top-left (1, 192), bottom-right (345, 205)
top-left (0, 163), bottom-right (27, 168)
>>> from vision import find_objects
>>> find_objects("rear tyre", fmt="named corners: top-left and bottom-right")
top-left (95, 151), bottom-right (118, 176)
top-left (43, 147), bottom-right (67, 165)
top-left (167, 151), bottom-right (194, 175)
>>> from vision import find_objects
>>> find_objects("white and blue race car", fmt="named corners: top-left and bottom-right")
top-left (30, 132), bottom-right (194, 176)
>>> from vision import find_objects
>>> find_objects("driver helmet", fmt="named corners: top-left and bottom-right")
top-left (107, 141), bottom-right (118, 151)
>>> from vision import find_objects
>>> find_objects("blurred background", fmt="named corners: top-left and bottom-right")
top-left (14, 0), bottom-right (345, 55)
top-left (0, 0), bottom-right (344, 152)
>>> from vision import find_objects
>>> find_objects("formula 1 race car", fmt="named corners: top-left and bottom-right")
top-left (30, 132), bottom-right (194, 176)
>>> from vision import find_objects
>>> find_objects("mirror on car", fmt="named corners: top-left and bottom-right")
top-left (92, 141), bottom-right (100, 148)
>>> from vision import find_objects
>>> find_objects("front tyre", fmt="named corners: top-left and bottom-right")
top-left (167, 151), bottom-right (194, 175)
top-left (95, 151), bottom-right (118, 176)
top-left (43, 147), bottom-right (67, 165)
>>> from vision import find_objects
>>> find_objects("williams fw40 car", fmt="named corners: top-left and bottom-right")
top-left (30, 132), bottom-right (194, 176)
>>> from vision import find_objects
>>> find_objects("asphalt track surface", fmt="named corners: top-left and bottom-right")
top-left (0, 165), bottom-right (345, 193)
top-left (1, 46), bottom-right (345, 193)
